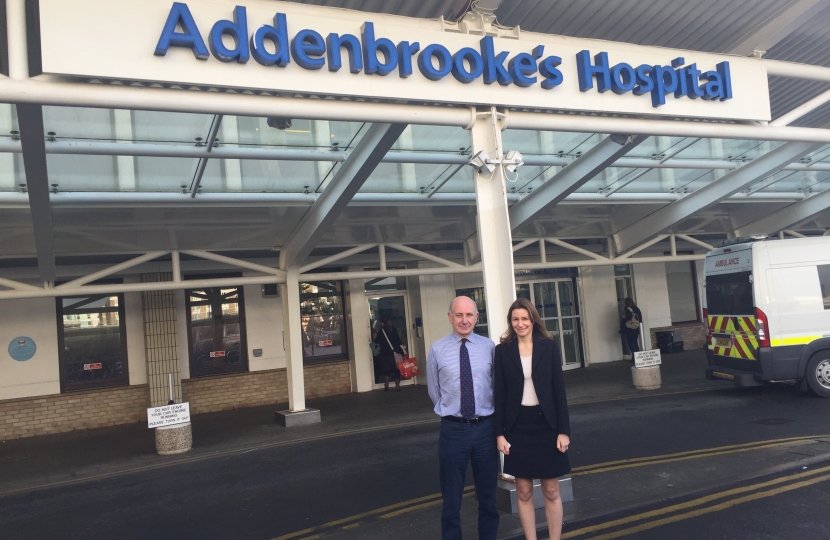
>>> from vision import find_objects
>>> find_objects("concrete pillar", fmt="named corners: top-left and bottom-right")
top-left (277, 267), bottom-right (320, 426)
top-left (470, 107), bottom-right (516, 341)
top-left (6, 0), bottom-right (28, 81)
top-left (0, 105), bottom-right (14, 190)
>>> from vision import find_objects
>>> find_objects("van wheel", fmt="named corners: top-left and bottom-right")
top-left (806, 354), bottom-right (830, 398)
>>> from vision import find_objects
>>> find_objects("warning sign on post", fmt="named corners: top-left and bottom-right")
top-left (634, 349), bottom-right (662, 368)
top-left (147, 403), bottom-right (190, 428)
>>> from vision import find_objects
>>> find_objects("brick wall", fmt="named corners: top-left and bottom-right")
top-left (0, 384), bottom-right (149, 441)
top-left (0, 362), bottom-right (352, 440)
top-left (181, 361), bottom-right (352, 414)
top-left (650, 321), bottom-right (708, 351)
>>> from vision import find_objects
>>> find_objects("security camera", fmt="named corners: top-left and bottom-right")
top-left (267, 117), bottom-right (293, 130)
top-left (468, 150), bottom-right (495, 174)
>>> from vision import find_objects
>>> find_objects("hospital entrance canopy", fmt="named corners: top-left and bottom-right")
top-left (1, 0), bottom-right (830, 294)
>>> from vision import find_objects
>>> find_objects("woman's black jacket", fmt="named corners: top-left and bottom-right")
top-left (493, 336), bottom-right (570, 437)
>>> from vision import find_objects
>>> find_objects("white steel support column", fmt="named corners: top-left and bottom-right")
top-left (279, 267), bottom-right (308, 413)
top-left (470, 107), bottom-right (515, 341)
top-left (736, 188), bottom-right (830, 236)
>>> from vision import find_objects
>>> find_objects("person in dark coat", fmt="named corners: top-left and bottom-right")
top-left (620, 297), bottom-right (643, 355)
top-left (374, 317), bottom-right (406, 391)
top-left (494, 298), bottom-right (570, 540)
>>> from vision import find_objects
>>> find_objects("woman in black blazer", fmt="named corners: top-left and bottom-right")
top-left (494, 297), bottom-right (571, 540)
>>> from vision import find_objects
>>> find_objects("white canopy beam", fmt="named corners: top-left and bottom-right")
top-left (613, 141), bottom-right (822, 253)
top-left (279, 123), bottom-right (407, 268)
top-left (298, 244), bottom-right (377, 274)
top-left (509, 135), bottom-right (648, 230)
top-left (736, 188), bottom-right (830, 236)
top-left (182, 250), bottom-right (285, 276)
top-left (386, 243), bottom-right (464, 268)
top-left (675, 234), bottom-right (715, 251)
top-left (546, 238), bottom-right (609, 261)
top-left (56, 251), bottom-right (170, 290)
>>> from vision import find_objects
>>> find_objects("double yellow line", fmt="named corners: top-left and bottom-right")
top-left (270, 486), bottom-right (475, 540)
top-left (564, 464), bottom-right (830, 539)
top-left (570, 434), bottom-right (828, 476)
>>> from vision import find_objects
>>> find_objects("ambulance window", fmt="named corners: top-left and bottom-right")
top-left (818, 265), bottom-right (830, 310)
top-left (706, 271), bottom-right (753, 315)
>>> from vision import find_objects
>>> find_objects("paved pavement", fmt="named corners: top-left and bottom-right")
top-left (3, 351), bottom-right (829, 539)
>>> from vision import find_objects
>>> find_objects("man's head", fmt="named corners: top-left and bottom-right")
top-left (448, 296), bottom-right (479, 339)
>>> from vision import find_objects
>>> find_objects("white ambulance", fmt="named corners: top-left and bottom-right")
top-left (703, 236), bottom-right (830, 396)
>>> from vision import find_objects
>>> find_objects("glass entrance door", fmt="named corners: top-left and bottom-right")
top-left (367, 293), bottom-right (415, 387)
top-left (516, 279), bottom-right (584, 370)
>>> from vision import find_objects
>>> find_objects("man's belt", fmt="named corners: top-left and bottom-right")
top-left (442, 414), bottom-right (492, 424)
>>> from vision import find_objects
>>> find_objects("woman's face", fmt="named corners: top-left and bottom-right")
top-left (510, 308), bottom-right (533, 338)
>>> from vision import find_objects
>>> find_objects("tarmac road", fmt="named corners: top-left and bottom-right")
top-left (2, 383), bottom-right (830, 540)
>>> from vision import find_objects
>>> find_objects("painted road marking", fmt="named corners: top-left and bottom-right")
top-left (268, 436), bottom-right (828, 539)
top-left (571, 434), bottom-right (829, 476)
top-left (270, 488), bottom-right (474, 540)
top-left (563, 465), bottom-right (830, 539)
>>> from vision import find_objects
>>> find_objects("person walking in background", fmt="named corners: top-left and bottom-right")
top-left (427, 296), bottom-right (499, 540)
top-left (374, 316), bottom-right (406, 391)
top-left (494, 298), bottom-right (571, 540)
top-left (620, 297), bottom-right (643, 355)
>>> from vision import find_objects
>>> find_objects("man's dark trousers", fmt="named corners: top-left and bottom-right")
top-left (439, 417), bottom-right (499, 540)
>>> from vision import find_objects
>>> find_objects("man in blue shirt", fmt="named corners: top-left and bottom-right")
top-left (427, 296), bottom-right (499, 540)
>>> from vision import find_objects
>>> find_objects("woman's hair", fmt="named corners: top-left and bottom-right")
top-left (500, 297), bottom-right (552, 344)
top-left (380, 316), bottom-right (391, 325)
top-left (624, 297), bottom-right (635, 308)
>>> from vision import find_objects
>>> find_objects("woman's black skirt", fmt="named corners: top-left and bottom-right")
top-left (503, 405), bottom-right (571, 479)
top-left (376, 353), bottom-right (400, 379)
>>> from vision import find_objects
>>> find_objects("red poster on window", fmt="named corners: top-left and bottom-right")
top-left (318, 340), bottom-right (333, 347)
top-left (209, 351), bottom-right (226, 358)
top-left (83, 363), bottom-right (102, 370)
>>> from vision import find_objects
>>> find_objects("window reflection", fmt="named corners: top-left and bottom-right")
top-left (300, 281), bottom-right (348, 362)
top-left (186, 286), bottom-right (247, 376)
top-left (58, 294), bottom-right (127, 391)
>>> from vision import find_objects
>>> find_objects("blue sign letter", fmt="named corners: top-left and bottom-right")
top-left (327, 33), bottom-right (363, 73)
top-left (451, 47), bottom-right (484, 83)
top-left (576, 50), bottom-right (611, 92)
top-left (291, 29), bottom-right (326, 70)
top-left (418, 44), bottom-right (452, 81)
top-left (155, 2), bottom-right (209, 60)
top-left (361, 22), bottom-right (398, 76)
top-left (250, 13), bottom-right (290, 67)
top-left (209, 6), bottom-right (249, 63)
top-left (479, 36), bottom-right (512, 86)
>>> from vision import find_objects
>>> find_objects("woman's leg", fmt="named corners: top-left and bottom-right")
top-left (515, 477), bottom-right (537, 540)
top-left (628, 334), bottom-right (640, 354)
top-left (383, 375), bottom-right (390, 391)
top-left (541, 478), bottom-right (563, 540)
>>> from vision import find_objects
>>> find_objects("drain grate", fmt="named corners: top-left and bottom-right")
top-left (752, 418), bottom-right (794, 425)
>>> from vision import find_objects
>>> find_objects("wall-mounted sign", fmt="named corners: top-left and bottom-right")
top-left (318, 340), bottom-right (333, 347)
top-left (147, 402), bottom-right (191, 428)
top-left (83, 363), bottom-right (103, 370)
top-left (8, 337), bottom-right (36, 362)
top-left (36, 0), bottom-right (771, 121)
top-left (209, 351), bottom-right (225, 357)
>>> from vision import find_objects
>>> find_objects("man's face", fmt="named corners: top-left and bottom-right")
top-left (448, 297), bottom-right (479, 338)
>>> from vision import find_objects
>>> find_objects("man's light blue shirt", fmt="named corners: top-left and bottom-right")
top-left (427, 331), bottom-right (496, 418)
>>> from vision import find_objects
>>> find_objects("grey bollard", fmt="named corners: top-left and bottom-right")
top-left (155, 422), bottom-right (192, 455)
top-left (631, 365), bottom-right (661, 390)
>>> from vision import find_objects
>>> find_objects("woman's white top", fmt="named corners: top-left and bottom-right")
top-left (520, 355), bottom-right (540, 406)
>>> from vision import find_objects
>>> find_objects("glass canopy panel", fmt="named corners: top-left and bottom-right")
top-left (0, 103), bottom-right (19, 137)
top-left (399, 125), bottom-right (470, 153)
top-left (575, 167), bottom-right (639, 193)
top-left (801, 145), bottom-right (830, 165)
top-left (237, 159), bottom-right (323, 192)
top-left (431, 164), bottom-right (475, 193)
top-left (360, 162), bottom-right (452, 193)
top-left (0, 152), bottom-right (18, 192)
top-left (756, 170), bottom-right (830, 193)
top-left (623, 136), bottom-right (690, 159)
top-left (46, 154), bottom-right (117, 191)
top-left (42, 106), bottom-right (115, 140)
top-left (133, 111), bottom-right (214, 144)
top-left (674, 138), bottom-right (785, 160)
top-left (136, 157), bottom-right (199, 192)
top-left (502, 130), bottom-right (602, 156)
top-left (617, 168), bottom-right (717, 193)
top-left (235, 117), bottom-right (366, 150)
